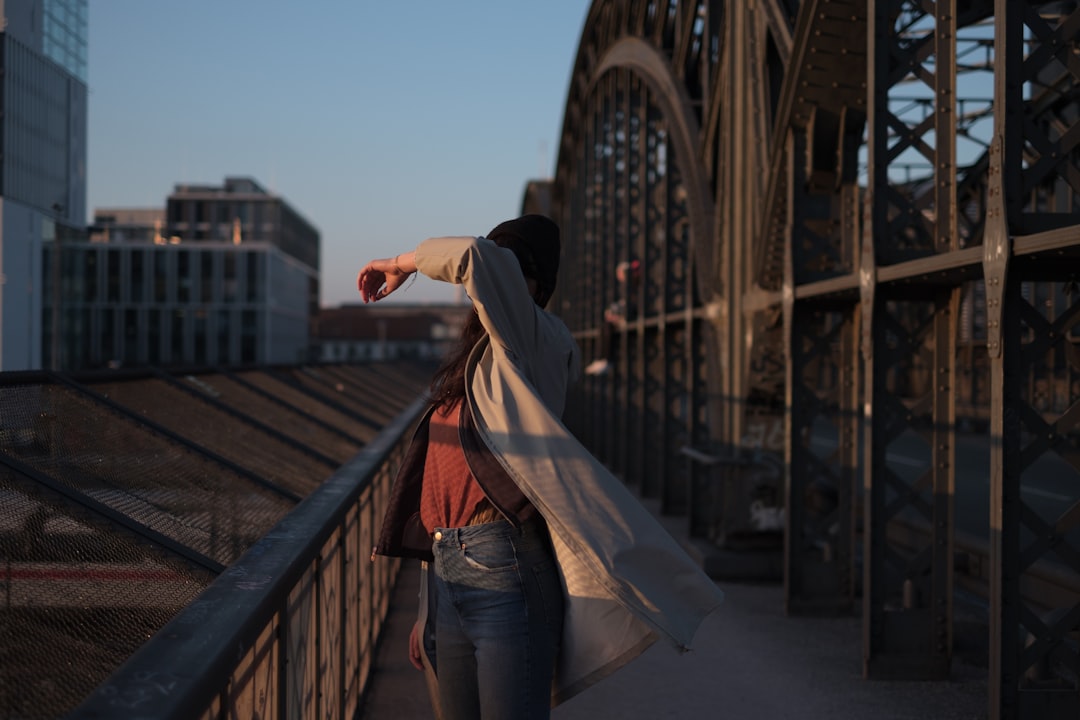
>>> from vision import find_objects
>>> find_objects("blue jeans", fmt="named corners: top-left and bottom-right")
top-left (430, 518), bottom-right (563, 720)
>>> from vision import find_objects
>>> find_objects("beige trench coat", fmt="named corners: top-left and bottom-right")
top-left (413, 235), bottom-right (724, 704)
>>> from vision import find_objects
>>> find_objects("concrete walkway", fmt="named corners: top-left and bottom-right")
top-left (360, 563), bottom-right (988, 720)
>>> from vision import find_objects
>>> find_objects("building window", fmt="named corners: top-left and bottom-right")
top-left (148, 309), bottom-right (162, 366)
top-left (154, 252), bottom-right (169, 303)
top-left (246, 252), bottom-right (261, 302)
top-left (172, 309), bottom-right (187, 365)
top-left (217, 310), bottom-right (231, 365)
top-left (194, 310), bottom-right (207, 365)
top-left (124, 309), bottom-right (139, 365)
top-left (131, 251), bottom-right (145, 303)
top-left (64, 307), bottom-right (88, 370)
top-left (107, 249), bottom-right (122, 303)
top-left (83, 251), bottom-right (99, 303)
top-left (101, 309), bottom-right (116, 368)
top-left (201, 252), bottom-right (215, 303)
top-left (224, 251), bottom-right (238, 302)
top-left (241, 310), bottom-right (257, 364)
top-left (178, 251), bottom-right (192, 303)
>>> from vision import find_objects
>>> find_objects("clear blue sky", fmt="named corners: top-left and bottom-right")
top-left (87, 1), bottom-right (592, 307)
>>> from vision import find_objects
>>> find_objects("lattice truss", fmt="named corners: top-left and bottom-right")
top-left (872, 295), bottom-right (953, 593)
top-left (991, 1), bottom-right (1080, 706)
top-left (861, 0), bottom-right (985, 682)
top-left (1011, 3), bottom-right (1080, 221)
top-left (789, 308), bottom-right (857, 596)
top-left (1009, 280), bottom-right (1080, 688)
top-left (555, 0), bottom-right (713, 516)
top-left (874, 0), bottom-right (996, 260)
top-left (550, 0), bottom-right (1080, 714)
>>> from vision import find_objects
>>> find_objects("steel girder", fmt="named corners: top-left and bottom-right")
top-left (775, 0), bottom-right (868, 617)
top-left (554, 1), bottom-right (718, 522)
top-left (553, 1), bottom-right (1080, 716)
top-left (862, 0), bottom-right (963, 681)
top-left (986, 3), bottom-right (1080, 717)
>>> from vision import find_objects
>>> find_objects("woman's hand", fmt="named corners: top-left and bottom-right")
top-left (408, 622), bottom-right (424, 671)
top-left (357, 252), bottom-right (416, 302)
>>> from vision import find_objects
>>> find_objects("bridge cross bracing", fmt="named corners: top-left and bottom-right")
top-left (552, 2), bottom-right (1080, 718)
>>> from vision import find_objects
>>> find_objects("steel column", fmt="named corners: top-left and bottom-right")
top-left (988, 2), bottom-right (1080, 716)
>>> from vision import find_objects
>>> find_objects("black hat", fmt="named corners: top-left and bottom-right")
top-left (487, 214), bottom-right (561, 306)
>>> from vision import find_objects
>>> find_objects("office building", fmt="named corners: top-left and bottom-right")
top-left (45, 177), bottom-right (320, 370)
top-left (0, 0), bottom-right (88, 370)
top-left (166, 177), bottom-right (320, 320)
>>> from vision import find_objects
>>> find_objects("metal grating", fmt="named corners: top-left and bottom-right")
top-left (179, 372), bottom-right (364, 465)
top-left (87, 375), bottom-right (334, 498)
top-left (317, 367), bottom-right (403, 426)
top-left (1, 380), bottom-right (295, 567)
top-left (0, 362), bottom-right (433, 720)
top-left (275, 367), bottom-right (395, 427)
top-left (0, 464), bottom-right (216, 720)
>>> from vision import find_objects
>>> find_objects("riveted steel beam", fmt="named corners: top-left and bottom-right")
top-left (862, 0), bottom-right (960, 680)
top-left (556, 5), bottom-right (720, 522)
top-left (554, 1), bottom-right (1080, 715)
top-left (784, 120), bottom-right (863, 614)
top-left (757, 0), bottom-right (868, 291)
top-left (988, 2), bottom-right (1080, 716)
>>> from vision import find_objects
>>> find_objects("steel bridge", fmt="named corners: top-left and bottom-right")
top-left (549, 1), bottom-right (1080, 718)
top-left (2, 2), bottom-right (1079, 719)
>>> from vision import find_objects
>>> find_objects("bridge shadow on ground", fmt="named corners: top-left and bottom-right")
top-left (361, 498), bottom-right (988, 720)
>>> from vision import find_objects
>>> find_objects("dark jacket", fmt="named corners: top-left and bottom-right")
top-left (372, 398), bottom-right (537, 562)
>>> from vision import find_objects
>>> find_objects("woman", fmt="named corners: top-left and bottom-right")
top-left (360, 215), bottom-right (723, 719)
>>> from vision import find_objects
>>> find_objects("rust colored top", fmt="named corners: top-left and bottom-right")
top-left (420, 400), bottom-right (489, 533)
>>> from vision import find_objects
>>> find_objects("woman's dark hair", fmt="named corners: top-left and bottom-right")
top-left (428, 215), bottom-right (561, 411)
top-left (429, 310), bottom-right (484, 411)
top-left (487, 214), bottom-right (561, 308)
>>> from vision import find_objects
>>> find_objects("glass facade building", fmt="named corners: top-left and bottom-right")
top-left (0, 0), bottom-right (88, 370)
top-left (42, 0), bottom-right (87, 82)
top-left (166, 177), bottom-right (321, 323)
top-left (47, 176), bottom-right (322, 370)
top-left (44, 240), bottom-right (313, 369)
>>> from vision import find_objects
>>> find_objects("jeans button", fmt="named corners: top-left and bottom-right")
top-left (434, 531), bottom-right (443, 541)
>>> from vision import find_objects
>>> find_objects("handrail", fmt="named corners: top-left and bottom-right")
top-left (65, 396), bottom-right (427, 720)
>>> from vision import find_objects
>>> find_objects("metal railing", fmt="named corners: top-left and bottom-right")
top-left (65, 396), bottom-right (426, 720)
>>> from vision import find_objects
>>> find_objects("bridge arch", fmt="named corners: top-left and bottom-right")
top-left (552, 2), bottom-right (726, 517)
top-left (550, 0), bottom-right (813, 539)
top-left (550, 2), bottom-right (1080, 716)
